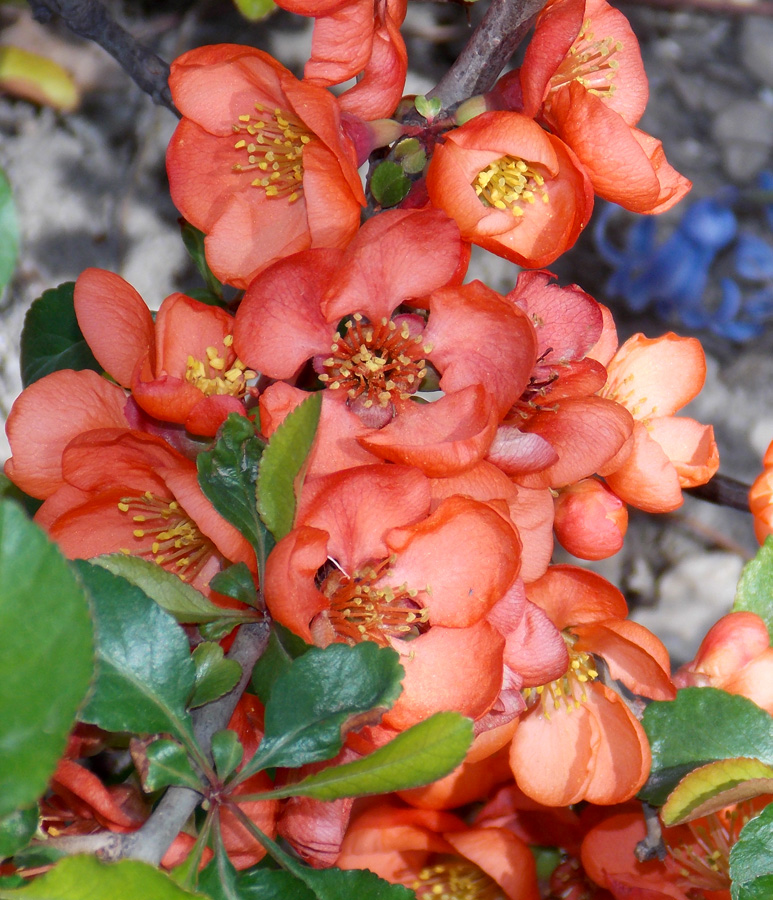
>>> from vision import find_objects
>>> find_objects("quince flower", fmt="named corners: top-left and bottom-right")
top-left (74, 268), bottom-right (254, 437)
top-left (516, 0), bottom-right (690, 213)
top-left (509, 565), bottom-right (674, 806)
top-left (264, 464), bottom-right (523, 730)
top-left (426, 111), bottom-right (594, 268)
top-left (166, 44), bottom-right (365, 289)
top-left (596, 332), bottom-right (719, 513)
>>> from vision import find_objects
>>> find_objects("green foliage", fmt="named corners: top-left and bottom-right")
top-left (370, 161), bottom-right (411, 208)
top-left (143, 739), bottom-right (202, 792)
top-left (190, 642), bottom-right (242, 708)
top-left (265, 711), bottom-right (473, 802)
top-left (92, 554), bottom-right (260, 637)
top-left (197, 415), bottom-right (271, 577)
top-left (241, 643), bottom-right (404, 776)
top-left (209, 562), bottom-right (262, 609)
top-left (179, 220), bottom-right (224, 303)
top-left (256, 391), bottom-right (322, 541)
top-left (76, 561), bottom-right (196, 744)
top-left (641, 688), bottom-right (773, 806)
top-left (20, 282), bottom-right (101, 387)
top-left (0, 167), bottom-right (18, 293)
top-left (731, 802), bottom-right (773, 899)
top-left (0, 857), bottom-right (205, 899)
top-left (734, 536), bottom-right (773, 643)
top-left (236, 869), bottom-right (316, 900)
top-left (414, 95), bottom-right (442, 121)
top-left (211, 730), bottom-right (243, 782)
top-left (0, 808), bottom-right (37, 860)
top-left (0, 502), bottom-right (93, 817)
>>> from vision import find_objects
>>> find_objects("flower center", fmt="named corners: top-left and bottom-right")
top-left (319, 314), bottom-right (431, 412)
top-left (410, 859), bottom-right (505, 900)
top-left (474, 156), bottom-right (550, 218)
top-left (232, 103), bottom-right (311, 202)
top-left (117, 491), bottom-right (216, 582)
top-left (664, 803), bottom-right (760, 893)
top-left (522, 638), bottom-right (599, 719)
top-left (184, 335), bottom-right (256, 399)
top-left (601, 371), bottom-right (657, 426)
top-left (551, 18), bottom-right (622, 100)
top-left (319, 556), bottom-right (429, 647)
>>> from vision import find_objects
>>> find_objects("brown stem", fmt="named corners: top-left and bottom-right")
top-left (428, 0), bottom-right (546, 111)
top-left (685, 473), bottom-right (751, 513)
top-left (44, 620), bottom-right (270, 865)
top-left (26, 0), bottom-right (177, 114)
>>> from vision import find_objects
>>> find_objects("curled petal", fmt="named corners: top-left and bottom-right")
top-left (526, 564), bottom-right (628, 627)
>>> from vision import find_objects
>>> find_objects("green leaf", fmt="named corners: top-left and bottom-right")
top-left (0, 502), bottom-right (93, 817)
top-left (662, 757), bottom-right (773, 825)
top-left (641, 688), bottom-right (773, 806)
top-left (257, 391), bottom-right (321, 541)
top-left (295, 868), bottom-right (414, 900)
top-left (143, 739), bottom-right (202, 792)
top-left (20, 282), bottom-right (101, 387)
top-left (731, 801), bottom-right (773, 899)
top-left (233, 0), bottom-right (276, 20)
top-left (198, 819), bottom-right (241, 900)
top-left (243, 643), bottom-right (404, 776)
top-left (236, 869), bottom-right (316, 900)
top-left (263, 711), bottom-right (473, 802)
top-left (91, 554), bottom-right (253, 626)
top-left (209, 562), bottom-right (262, 609)
top-left (197, 415), bottom-right (269, 576)
top-left (735, 536), bottom-right (773, 643)
top-left (735, 876), bottom-right (773, 900)
top-left (0, 168), bottom-right (18, 293)
top-left (370, 161), bottom-right (411, 209)
top-left (211, 730), bottom-right (243, 782)
top-left (0, 473), bottom-right (41, 517)
top-left (0, 856), bottom-right (206, 899)
top-left (414, 95), bottom-right (441, 122)
top-left (179, 221), bottom-right (224, 301)
top-left (190, 643), bottom-right (242, 708)
top-left (0, 807), bottom-right (37, 860)
top-left (76, 561), bottom-right (196, 743)
top-left (250, 624), bottom-right (308, 704)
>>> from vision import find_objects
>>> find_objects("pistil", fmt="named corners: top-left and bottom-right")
top-left (474, 156), bottom-right (550, 218)
top-left (551, 18), bottom-right (622, 100)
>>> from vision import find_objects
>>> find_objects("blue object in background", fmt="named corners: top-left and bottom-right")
top-left (595, 173), bottom-right (773, 341)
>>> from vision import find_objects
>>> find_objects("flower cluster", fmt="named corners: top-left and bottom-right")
top-left (8, 0), bottom-right (773, 897)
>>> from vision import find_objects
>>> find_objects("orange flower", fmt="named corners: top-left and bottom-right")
top-left (273, 0), bottom-right (408, 120)
top-left (426, 111), bottom-right (594, 268)
top-left (74, 268), bottom-right (254, 437)
top-left (553, 477), bottom-right (628, 560)
top-left (749, 438), bottom-right (773, 542)
top-left (166, 44), bottom-right (365, 289)
top-left (34, 428), bottom-right (255, 594)
top-left (598, 333), bottom-right (719, 513)
top-left (517, 0), bottom-right (690, 213)
top-left (509, 565), bottom-right (674, 806)
top-left (674, 611), bottom-right (773, 715)
top-left (264, 464), bottom-right (523, 729)
top-left (337, 799), bottom-right (540, 900)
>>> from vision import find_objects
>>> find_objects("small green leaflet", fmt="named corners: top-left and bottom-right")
top-left (730, 801), bottom-right (773, 900)
top-left (190, 642), bottom-right (241, 708)
top-left (370, 161), bottom-right (411, 208)
top-left (734, 536), bottom-right (773, 643)
top-left (257, 391), bottom-right (322, 541)
top-left (142, 740), bottom-right (202, 793)
top-left (0, 167), bottom-right (18, 293)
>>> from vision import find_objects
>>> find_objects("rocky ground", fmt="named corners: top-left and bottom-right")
top-left (1, 0), bottom-right (772, 663)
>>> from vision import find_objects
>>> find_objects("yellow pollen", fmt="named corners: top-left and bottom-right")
top-left (116, 493), bottom-right (217, 582)
top-left (410, 859), bottom-right (505, 900)
top-left (474, 156), bottom-right (550, 217)
top-left (550, 18), bottom-right (623, 99)
top-left (322, 315), bottom-right (429, 412)
top-left (232, 102), bottom-right (309, 203)
top-left (522, 637), bottom-right (599, 720)
top-left (184, 336), bottom-right (256, 400)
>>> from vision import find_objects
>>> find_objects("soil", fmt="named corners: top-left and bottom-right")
top-left (2, 0), bottom-right (771, 663)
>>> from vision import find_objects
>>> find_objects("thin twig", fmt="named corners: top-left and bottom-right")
top-left (44, 619), bottom-right (270, 865)
top-left (26, 0), bottom-right (177, 114)
top-left (685, 473), bottom-right (751, 513)
top-left (428, 0), bottom-right (546, 110)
